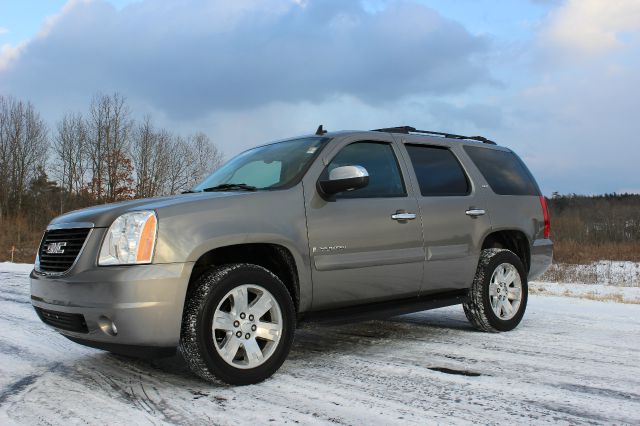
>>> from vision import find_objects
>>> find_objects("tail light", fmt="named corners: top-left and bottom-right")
top-left (539, 196), bottom-right (551, 239)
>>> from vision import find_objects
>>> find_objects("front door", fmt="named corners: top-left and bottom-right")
top-left (304, 138), bottom-right (424, 310)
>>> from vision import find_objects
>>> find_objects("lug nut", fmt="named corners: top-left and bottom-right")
top-left (240, 313), bottom-right (246, 319)
top-left (251, 324), bottom-right (257, 331)
top-left (236, 331), bottom-right (242, 338)
top-left (249, 314), bottom-right (254, 321)
top-left (233, 320), bottom-right (240, 328)
top-left (245, 333), bottom-right (251, 339)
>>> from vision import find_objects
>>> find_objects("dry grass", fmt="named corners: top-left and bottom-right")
top-left (0, 217), bottom-right (41, 263)
top-left (581, 292), bottom-right (630, 303)
top-left (530, 284), bottom-right (639, 304)
top-left (553, 240), bottom-right (640, 264)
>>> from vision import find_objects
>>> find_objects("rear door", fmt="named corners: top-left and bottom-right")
top-left (400, 141), bottom-right (492, 294)
top-left (303, 135), bottom-right (424, 310)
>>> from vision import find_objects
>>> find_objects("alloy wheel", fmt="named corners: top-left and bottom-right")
top-left (488, 263), bottom-right (522, 321)
top-left (212, 284), bottom-right (283, 369)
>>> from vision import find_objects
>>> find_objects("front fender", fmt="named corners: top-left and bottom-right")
top-left (153, 187), bottom-right (313, 311)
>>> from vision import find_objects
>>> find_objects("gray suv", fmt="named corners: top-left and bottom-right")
top-left (31, 126), bottom-right (552, 385)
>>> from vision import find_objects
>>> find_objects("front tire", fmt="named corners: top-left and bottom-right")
top-left (179, 264), bottom-right (295, 385)
top-left (463, 249), bottom-right (528, 332)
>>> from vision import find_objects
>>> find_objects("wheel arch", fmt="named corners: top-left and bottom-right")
top-left (481, 229), bottom-right (531, 273)
top-left (186, 243), bottom-right (301, 313)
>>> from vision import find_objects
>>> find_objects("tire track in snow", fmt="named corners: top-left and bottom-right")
top-left (557, 383), bottom-right (640, 402)
top-left (0, 375), bottom-right (40, 406)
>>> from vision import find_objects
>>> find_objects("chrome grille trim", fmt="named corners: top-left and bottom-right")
top-left (35, 227), bottom-right (93, 275)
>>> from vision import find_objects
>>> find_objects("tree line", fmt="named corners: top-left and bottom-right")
top-left (0, 92), bottom-right (223, 261)
top-left (548, 193), bottom-right (640, 263)
top-left (548, 193), bottom-right (640, 244)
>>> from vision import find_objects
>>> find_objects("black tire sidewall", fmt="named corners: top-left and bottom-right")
top-left (481, 251), bottom-right (528, 331)
top-left (195, 265), bottom-right (295, 385)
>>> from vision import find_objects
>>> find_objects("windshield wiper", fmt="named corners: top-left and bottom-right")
top-left (201, 183), bottom-right (258, 192)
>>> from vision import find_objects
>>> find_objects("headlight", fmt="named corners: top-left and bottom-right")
top-left (98, 211), bottom-right (158, 265)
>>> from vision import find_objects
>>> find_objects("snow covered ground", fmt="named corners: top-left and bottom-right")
top-left (541, 261), bottom-right (640, 287)
top-left (534, 260), bottom-right (640, 304)
top-left (1, 263), bottom-right (639, 425)
top-left (530, 281), bottom-right (640, 304)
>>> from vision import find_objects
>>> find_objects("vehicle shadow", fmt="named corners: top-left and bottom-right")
top-left (291, 308), bottom-right (474, 357)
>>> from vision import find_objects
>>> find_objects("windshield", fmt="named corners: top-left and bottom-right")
top-left (193, 137), bottom-right (331, 191)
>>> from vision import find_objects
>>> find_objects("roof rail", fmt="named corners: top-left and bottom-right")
top-left (373, 126), bottom-right (497, 145)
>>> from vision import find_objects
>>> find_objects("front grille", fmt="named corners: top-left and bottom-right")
top-left (37, 228), bottom-right (90, 273)
top-left (34, 307), bottom-right (88, 333)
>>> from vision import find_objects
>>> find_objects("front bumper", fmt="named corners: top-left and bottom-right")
top-left (528, 238), bottom-right (553, 280)
top-left (30, 262), bottom-right (194, 355)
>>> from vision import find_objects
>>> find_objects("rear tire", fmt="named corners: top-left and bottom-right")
top-left (179, 264), bottom-right (295, 385)
top-left (463, 249), bottom-right (528, 332)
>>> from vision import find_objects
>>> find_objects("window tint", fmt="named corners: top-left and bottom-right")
top-left (405, 145), bottom-right (469, 196)
top-left (194, 137), bottom-right (329, 191)
top-left (323, 142), bottom-right (405, 198)
top-left (464, 146), bottom-right (540, 196)
top-left (228, 160), bottom-right (282, 188)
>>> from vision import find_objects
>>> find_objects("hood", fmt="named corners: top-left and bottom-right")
top-left (48, 191), bottom-right (254, 228)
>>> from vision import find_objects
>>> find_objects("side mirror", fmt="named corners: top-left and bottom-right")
top-left (318, 165), bottom-right (369, 196)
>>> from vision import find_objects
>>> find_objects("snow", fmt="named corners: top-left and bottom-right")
top-left (1, 263), bottom-right (640, 424)
top-left (535, 260), bottom-right (640, 303)
top-left (542, 260), bottom-right (640, 287)
top-left (531, 281), bottom-right (640, 303)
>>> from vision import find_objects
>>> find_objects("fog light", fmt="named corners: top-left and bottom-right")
top-left (98, 316), bottom-right (118, 336)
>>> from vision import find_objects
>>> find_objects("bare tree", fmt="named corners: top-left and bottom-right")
top-left (165, 135), bottom-right (191, 194)
top-left (185, 132), bottom-right (224, 189)
top-left (104, 93), bottom-right (132, 201)
top-left (131, 117), bottom-right (175, 198)
top-left (0, 96), bottom-right (10, 221)
top-left (87, 93), bottom-right (133, 202)
top-left (54, 112), bottom-right (88, 211)
top-left (87, 94), bottom-right (108, 201)
top-left (0, 96), bottom-right (48, 215)
top-left (132, 116), bottom-right (154, 198)
top-left (0, 92), bottom-right (227, 262)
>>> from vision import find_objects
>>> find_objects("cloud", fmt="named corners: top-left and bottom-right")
top-left (489, 0), bottom-right (640, 195)
top-left (3, 0), bottom-right (638, 195)
top-left (0, 28), bottom-right (9, 35)
top-left (539, 0), bottom-right (640, 59)
top-left (499, 61), bottom-right (640, 194)
top-left (0, 0), bottom-right (493, 119)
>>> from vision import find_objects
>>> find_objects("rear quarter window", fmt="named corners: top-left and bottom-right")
top-left (463, 146), bottom-right (540, 196)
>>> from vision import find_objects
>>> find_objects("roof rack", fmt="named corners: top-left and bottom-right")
top-left (372, 126), bottom-right (496, 145)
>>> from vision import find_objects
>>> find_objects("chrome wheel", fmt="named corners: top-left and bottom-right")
top-left (488, 263), bottom-right (522, 321)
top-left (212, 284), bottom-right (283, 369)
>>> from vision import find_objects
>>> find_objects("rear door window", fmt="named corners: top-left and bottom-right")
top-left (405, 145), bottom-right (470, 196)
top-left (463, 145), bottom-right (539, 196)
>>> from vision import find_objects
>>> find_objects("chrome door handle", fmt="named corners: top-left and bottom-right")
top-left (465, 208), bottom-right (486, 217)
top-left (391, 211), bottom-right (417, 221)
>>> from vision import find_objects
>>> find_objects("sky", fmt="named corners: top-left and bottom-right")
top-left (1, 0), bottom-right (639, 195)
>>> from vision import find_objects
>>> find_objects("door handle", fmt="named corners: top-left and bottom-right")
top-left (465, 208), bottom-right (486, 217)
top-left (391, 210), bottom-right (417, 221)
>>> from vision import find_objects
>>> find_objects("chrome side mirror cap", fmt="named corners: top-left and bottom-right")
top-left (318, 165), bottom-right (369, 196)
